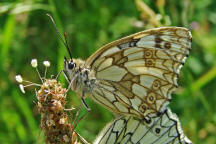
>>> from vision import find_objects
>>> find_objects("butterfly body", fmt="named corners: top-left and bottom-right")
top-left (64, 27), bottom-right (192, 119)
top-left (64, 58), bottom-right (95, 97)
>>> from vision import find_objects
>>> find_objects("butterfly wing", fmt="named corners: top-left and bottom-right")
top-left (94, 108), bottom-right (192, 144)
top-left (86, 27), bottom-right (192, 118)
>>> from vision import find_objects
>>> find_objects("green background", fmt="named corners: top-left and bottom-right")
top-left (1, 0), bottom-right (216, 143)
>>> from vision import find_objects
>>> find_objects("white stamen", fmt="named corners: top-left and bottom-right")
top-left (15, 75), bottom-right (23, 83)
top-left (31, 58), bottom-right (43, 82)
top-left (31, 59), bottom-right (38, 68)
top-left (19, 84), bottom-right (25, 93)
top-left (43, 61), bottom-right (50, 79)
top-left (43, 61), bottom-right (50, 67)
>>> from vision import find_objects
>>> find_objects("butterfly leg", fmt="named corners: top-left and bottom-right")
top-left (74, 131), bottom-right (89, 144)
top-left (81, 91), bottom-right (91, 112)
top-left (55, 70), bottom-right (70, 84)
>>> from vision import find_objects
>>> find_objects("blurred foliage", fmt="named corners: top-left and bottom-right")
top-left (0, 0), bottom-right (216, 143)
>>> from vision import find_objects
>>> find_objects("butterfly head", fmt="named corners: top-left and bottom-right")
top-left (64, 57), bottom-right (76, 70)
top-left (64, 57), bottom-right (76, 78)
top-left (64, 57), bottom-right (85, 78)
top-left (64, 57), bottom-right (91, 111)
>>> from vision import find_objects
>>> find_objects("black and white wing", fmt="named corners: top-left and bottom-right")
top-left (94, 108), bottom-right (192, 144)
top-left (86, 27), bottom-right (192, 118)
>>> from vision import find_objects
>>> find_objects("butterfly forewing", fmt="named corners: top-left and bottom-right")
top-left (85, 27), bottom-right (191, 66)
top-left (85, 27), bottom-right (192, 118)
top-left (94, 108), bottom-right (192, 144)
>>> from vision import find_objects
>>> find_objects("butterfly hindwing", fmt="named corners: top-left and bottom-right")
top-left (94, 108), bottom-right (192, 144)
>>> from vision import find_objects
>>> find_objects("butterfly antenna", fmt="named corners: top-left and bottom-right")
top-left (63, 32), bottom-right (73, 59)
top-left (46, 13), bottom-right (73, 59)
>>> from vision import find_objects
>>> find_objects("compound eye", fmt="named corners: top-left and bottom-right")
top-left (68, 62), bottom-right (76, 69)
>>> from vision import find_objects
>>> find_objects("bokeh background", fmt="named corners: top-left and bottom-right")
top-left (1, 0), bottom-right (216, 143)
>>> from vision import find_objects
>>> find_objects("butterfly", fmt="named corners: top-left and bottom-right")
top-left (64, 27), bottom-right (192, 119)
top-left (94, 108), bottom-right (192, 144)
